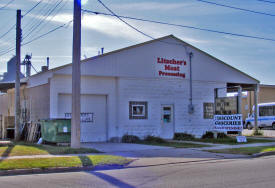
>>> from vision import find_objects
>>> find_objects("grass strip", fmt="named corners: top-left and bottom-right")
top-left (0, 155), bottom-right (130, 170)
top-left (0, 142), bottom-right (100, 157)
top-left (174, 137), bottom-right (274, 145)
top-left (207, 146), bottom-right (275, 155)
top-left (138, 141), bottom-right (209, 148)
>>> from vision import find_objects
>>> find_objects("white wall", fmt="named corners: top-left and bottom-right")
top-left (49, 74), bottom-right (118, 140)
top-left (54, 36), bottom-right (257, 85)
top-left (118, 77), bottom-right (226, 138)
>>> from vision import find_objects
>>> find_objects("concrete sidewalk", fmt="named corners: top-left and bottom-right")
top-left (195, 142), bottom-right (275, 150)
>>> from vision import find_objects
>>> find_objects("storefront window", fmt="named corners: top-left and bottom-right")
top-left (203, 103), bottom-right (214, 119)
top-left (129, 101), bottom-right (148, 119)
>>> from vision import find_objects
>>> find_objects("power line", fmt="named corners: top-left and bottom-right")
top-left (0, 24), bottom-right (15, 40)
top-left (196, 0), bottom-right (275, 17)
top-left (30, 0), bottom-right (69, 39)
top-left (82, 9), bottom-right (275, 43)
top-left (97, 0), bottom-right (155, 40)
top-left (31, 64), bottom-right (38, 73)
top-left (0, 20), bottom-right (72, 57)
top-left (0, 0), bottom-right (43, 42)
top-left (257, 0), bottom-right (275, 4)
top-left (23, 20), bottom-right (72, 46)
top-left (22, 0), bottom-right (43, 17)
top-left (0, 0), bottom-right (15, 11)
top-left (23, 0), bottom-right (64, 41)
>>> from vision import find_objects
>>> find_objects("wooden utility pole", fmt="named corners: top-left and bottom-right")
top-left (254, 84), bottom-right (259, 129)
top-left (15, 9), bottom-right (21, 141)
top-left (237, 86), bottom-right (242, 135)
top-left (71, 0), bottom-right (81, 148)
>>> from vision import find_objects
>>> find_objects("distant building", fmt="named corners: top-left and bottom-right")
top-left (242, 84), bottom-right (275, 119)
top-left (0, 56), bottom-right (25, 92)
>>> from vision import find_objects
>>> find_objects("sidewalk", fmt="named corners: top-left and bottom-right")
top-left (170, 140), bottom-right (275, 151)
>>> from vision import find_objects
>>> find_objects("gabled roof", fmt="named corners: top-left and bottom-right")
top-left (29, 35), bottom-right (259, 83)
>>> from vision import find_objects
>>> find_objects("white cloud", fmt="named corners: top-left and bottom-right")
top-left (111, 2), bottom-right (192, 11)
top-left (0, 40), bottom-right (12, 46)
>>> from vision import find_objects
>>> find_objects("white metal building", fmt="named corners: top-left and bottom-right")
top-left (0, 35), bottom-right (259, 141)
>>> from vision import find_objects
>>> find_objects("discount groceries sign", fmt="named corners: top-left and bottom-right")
top-left (213, 114), bottom-right (243, 132)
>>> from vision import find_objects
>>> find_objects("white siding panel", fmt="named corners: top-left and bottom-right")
top-left (58, 94), bottom-right (107, 142)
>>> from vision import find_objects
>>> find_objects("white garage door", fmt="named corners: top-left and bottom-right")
top-left (58, 94), bottom-right (107, 142)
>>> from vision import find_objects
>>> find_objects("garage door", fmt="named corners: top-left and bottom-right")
top-left (58, 94), bottom-right (107, 142)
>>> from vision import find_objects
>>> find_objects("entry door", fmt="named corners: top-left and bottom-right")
top-left (160, 104), bottom-right (174, 139)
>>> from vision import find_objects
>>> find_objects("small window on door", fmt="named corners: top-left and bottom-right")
top-left (163, 107), bottom-right (172, 123)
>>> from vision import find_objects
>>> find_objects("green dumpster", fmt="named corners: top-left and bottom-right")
top-left (40, 119), bottom-right (71, 143)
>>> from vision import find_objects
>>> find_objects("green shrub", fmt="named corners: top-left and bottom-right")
top-left (144, 136), bottom-right (167, 143)
top-left (217, 132), bottom-right (229, 139)
top-left (121, 135), bottom-right (140, 143)
top-left (202, 131), bottom-right (214, 139)
top-left (251, 128), bottom-right (264, 136)
top-left (173, 133), bottom-right (194, 140)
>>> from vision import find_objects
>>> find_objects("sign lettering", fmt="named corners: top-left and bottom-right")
top-left (156, 57), bottom-right (187, 79)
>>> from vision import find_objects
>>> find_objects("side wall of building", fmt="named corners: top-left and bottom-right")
top-left (28, 83), bottom-right (50, 121)
top-left (118, 77), bottom-right (226, 138)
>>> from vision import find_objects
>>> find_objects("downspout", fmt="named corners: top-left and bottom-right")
top-left (188, 52), bottom-right (194, 114)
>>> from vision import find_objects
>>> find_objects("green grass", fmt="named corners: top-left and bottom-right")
top-left (0, 142), bottom-right (100, 157)
top-left (174, 137), bottom-right (274, 145)
top-left (0, 155), bottom-right (130, 170)
top-left (138, 141), bottom-right (209, 148)
top-left (207, 146), bottom-right (275, 155)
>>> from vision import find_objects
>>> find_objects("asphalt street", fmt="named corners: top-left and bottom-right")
top-left (1, 155), bottom-right (275, 188)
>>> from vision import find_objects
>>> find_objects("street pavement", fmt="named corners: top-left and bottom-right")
top-left (1, 139), bottom-right (275, 187)
top-left (1, 155), bottom-right (275, 188)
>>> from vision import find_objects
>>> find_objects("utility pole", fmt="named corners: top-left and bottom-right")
top-left (15, 9), bottom-right (21, 141)
top-left (71, 0), bottom-right (81, 148)
top-left (237, 86), bottom-right (242, 136)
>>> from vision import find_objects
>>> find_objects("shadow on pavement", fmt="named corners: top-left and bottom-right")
top-left (88, 171), bottom-right (136, 188)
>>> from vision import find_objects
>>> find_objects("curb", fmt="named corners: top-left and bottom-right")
top-left (0, 166), bottom-right (94, 176)
top-left (252, 151), bottom-right (275, 158)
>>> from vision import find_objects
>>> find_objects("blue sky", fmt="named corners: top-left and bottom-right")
top-left (0, 0), bottom-right (274, 84)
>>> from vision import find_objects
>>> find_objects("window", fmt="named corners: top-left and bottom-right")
top-left (203, 103), bottom-right (214, 119)
top-left (215, 97), bottom-right (237, 115)
top-left (259, 106), bottom-right (275, 117)
top-left (163, 106), bottom-right (172, 123)
top-left (129, 101), bottom-right (148, 119)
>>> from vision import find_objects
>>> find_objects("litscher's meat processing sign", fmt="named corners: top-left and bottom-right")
top-left (156, 57), bottom-right (187, 78)
top-left (213, 114), bottom-right (243, 131)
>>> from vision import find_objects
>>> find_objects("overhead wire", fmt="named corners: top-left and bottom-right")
top-left (97, 0), bottom-right (155, 40)
top-left (196, 0), bottom-right (275, 17)
top-left (257, 0), bottom-right (275, 4)
top-left (0, 0), bottom-right (44, 52)
top-left (30, 0), bottom-right (70, 39)
top-left (22, 0), bottom-right (43, 17)
top-left (82, 9), bottom-right (275, 43)
top-left (23, 0), bottom-right (64, 41)
top-left (0, 0), bottom-right (15, 11)
top-left (0, 20), bottom-right (72, 57)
